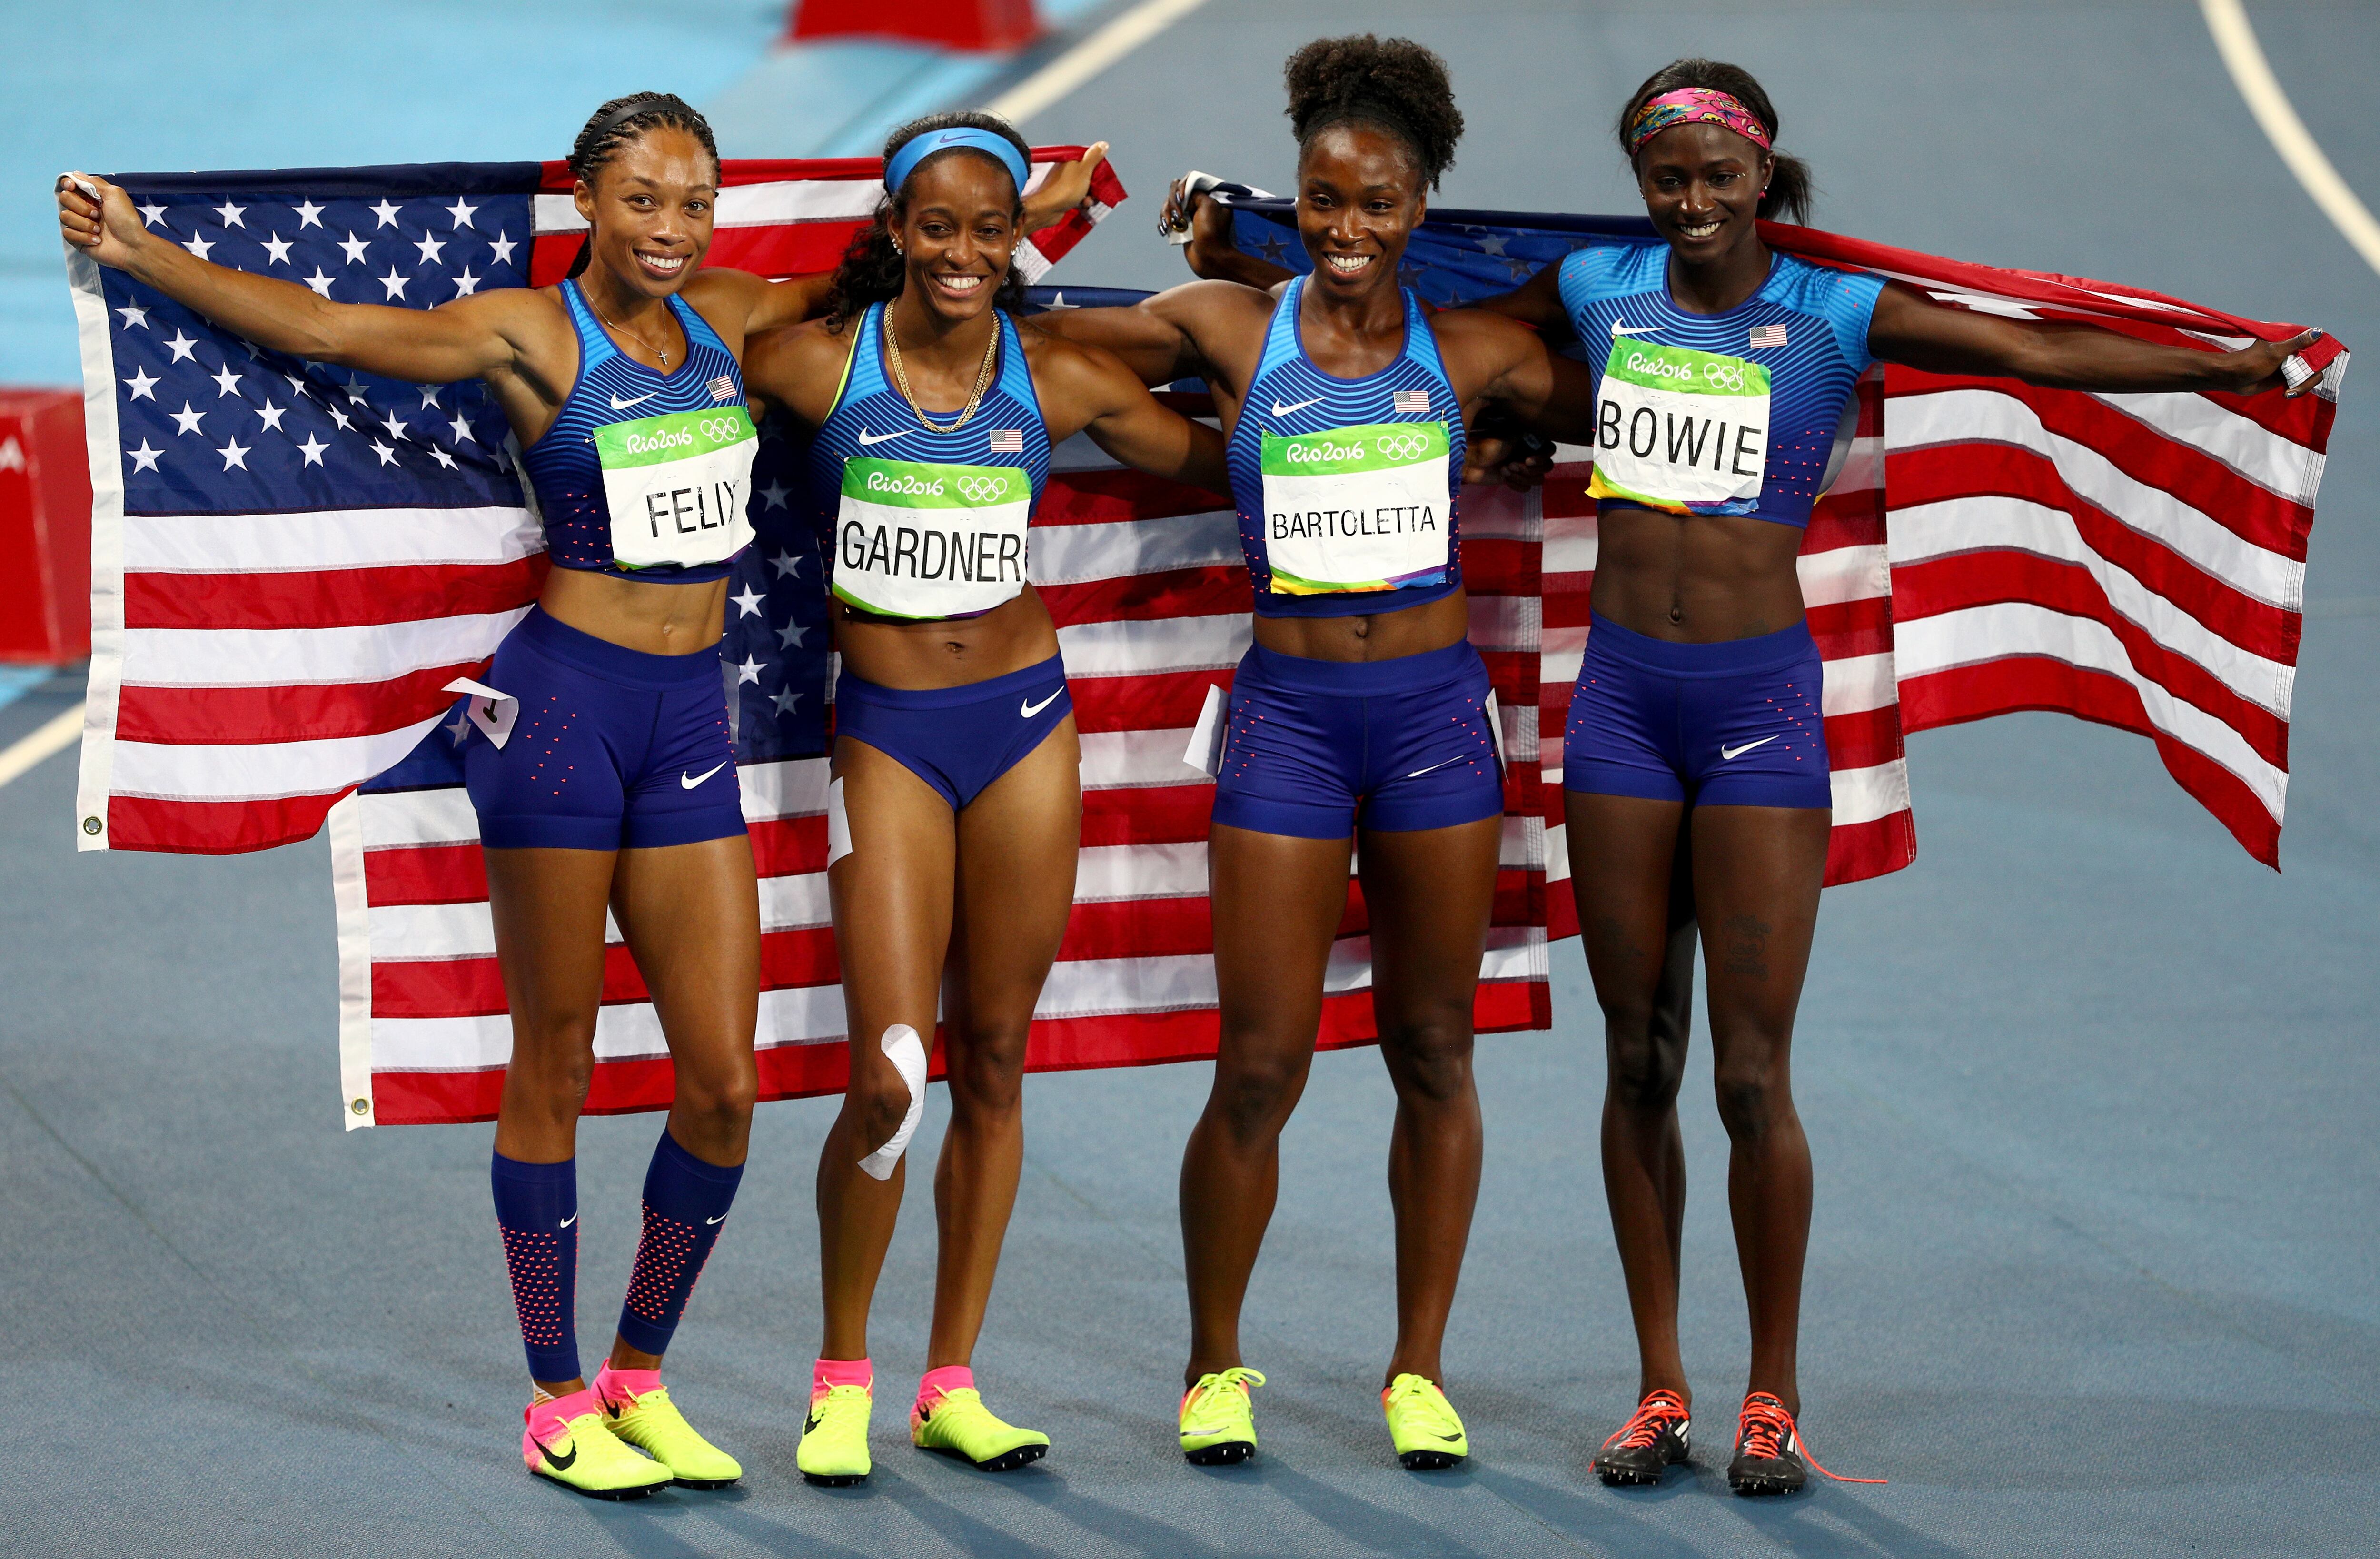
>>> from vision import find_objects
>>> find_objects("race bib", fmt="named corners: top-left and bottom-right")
top-left (597, 407), bottom-right (759, 569)
top-left (1259, 421), bottom-right (1451, 595)
top-left (833, 457), bottom-right (1031, 619)
top-left (1587, 341), bottom-right (1769, 514)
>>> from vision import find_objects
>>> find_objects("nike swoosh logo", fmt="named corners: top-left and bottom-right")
top-left (608, 392), bottom-right (656, 411)
top-left (804, 1413), bottom-right (824, 1434)
top-left (1720, 736), bottom-right (1780, 760)
top-left (539, 1434), bottom-right (577, 1471)
top-left (1271, 397), bottom-right (1324, 417)
top-left (1610, 324), bottom-right (1664, 337)
top-left (558, 1214), bottom-right (577, 1229)
top-left (857, 428), bottom-right (910, 446)
top-left (1020, 689), bottom-right (1063, 719)
top-left (1440, 1434), bottom-right (1464, 1442)
top-left (681, 761), bottom-right (727, 789)
top-left (1406, 755), bottom-right (1470, 778)
top-left (705, 1214), bottom-right (726, 1225)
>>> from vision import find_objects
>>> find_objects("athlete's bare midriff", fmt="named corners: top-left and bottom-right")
top-left (831, 584), bottom-right (1062, 691)
top-left (1252, 587), bottom-right (1471, 663)
top-left (539, 565), bottom-right (730, 655)
top-left (1590, 505), bottom-right (1809, 642)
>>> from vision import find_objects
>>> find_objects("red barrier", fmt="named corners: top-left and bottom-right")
top-left (786, 0), bottom-right (1039, 51)
top-left (0, 389), bottom-right (91, 663)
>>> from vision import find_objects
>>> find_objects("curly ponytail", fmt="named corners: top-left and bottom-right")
top-left (1616, 59), bottom-right (1814, 225)
top-left (823, 111), bottom-right (1034, 333)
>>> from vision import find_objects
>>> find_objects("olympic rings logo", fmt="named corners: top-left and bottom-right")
top-left (698, 416), bottom-right (747, 443)
top-left (1701, 363), bottom-right (1749, 393)
top-left (956, 474), bottom-right (1012, 503)
top-left (1373, 432), bottom-right (1431, 462)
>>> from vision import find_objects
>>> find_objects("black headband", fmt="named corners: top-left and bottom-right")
top-left (583, 94), bottom-right (672, 150)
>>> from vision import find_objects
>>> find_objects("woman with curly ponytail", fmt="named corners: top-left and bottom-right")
top-left (740, 112), bottom-right (1226, 1487)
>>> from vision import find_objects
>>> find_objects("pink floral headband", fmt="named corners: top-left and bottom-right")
top-left (1626, 89), bottom-right (1774, 157)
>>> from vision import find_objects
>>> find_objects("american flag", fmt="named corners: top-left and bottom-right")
top-left (1392, 388), bottom-right (1432, 414)
top-left (1748, 324), bottom-right (1789, 350)
top-left (988, 427), bottom-right (1025, 454)
top-left (1215, 196), bottom-right (2345, 892)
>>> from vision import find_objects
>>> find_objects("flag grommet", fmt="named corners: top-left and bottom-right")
top-left (81, 817), bottom-right (101, 835)
top-left (350, 1097), bottom-right (369, 1115)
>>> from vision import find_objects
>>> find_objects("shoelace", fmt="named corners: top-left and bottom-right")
top-left (1602, 1389), bottom-right (1689, 1451)
top-left (1185, 1366), bottom-right (1266, 1419)
top-left (1736, 1394), bottom-right (1885, 1485)
top-left (1383, 1375), bottom-right (1459, 1434)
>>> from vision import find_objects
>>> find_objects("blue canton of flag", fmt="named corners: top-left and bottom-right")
top-left (1225, 200), bottom-right (1661, 310)
top-left (723, 415), bottom-right (831, 763)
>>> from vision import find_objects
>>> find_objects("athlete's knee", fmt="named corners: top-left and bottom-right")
top-left (1711, 1046), bottom-right (1793, 1141)
top-left (848, 1073), bottom-right (914, 1151)
top-left (1379, 1015), bottom-right (1475, 1106)
top-left (943, 1024), bottom-right (1029, 1121)
top-left (1208, 1042), bottom-right (1308, 1142)
top-left (673, 1053), bottom-right (758, 1132)
top-left (1606, 1027), bottom-right (1686, 1114)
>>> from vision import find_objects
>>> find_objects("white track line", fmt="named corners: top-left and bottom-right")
top-left (987, 0), bottom-right (1215, 125)
top-left (0, 702), bottom-right (84, 790)
top-left (2201, 0), bottom-right (2380, 279)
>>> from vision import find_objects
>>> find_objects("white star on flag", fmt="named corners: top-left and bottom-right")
top-left (735, 656), bottom-right (764, 685)
top-left (256, 400), bottom-right (286, 432)
top-left (293, 199), bottom-right (325, 229)
top-left (380, 410), bottom-right (407, 440)
top-left (379, 267), bottom-right (409, 301)
top-left (488, 231), bottom-right (516, 265)
top-left (216, 438), bottom-right (251, 470)
top-left (127, 441), bottom-right (163, 473)
top-left (370, 440), bottom-right (397, 466)
top-left (211, 364), bottom-right (242, 397)
top-left (184, 234), bottom-right (214, 261)
top-left (418, 385), bottom-right (443, 409)
top-left (170, 402), bottom-right (206, 436)
top-left (429, 447), bottom-right (457, 469)
top-left (776, 620), bottom-right (806, 649)
top-left (338, 232), bottom-right (369, 265)
top-left (284, 373), bottom-right (311, 398)
top-left (769, 551), bottom-right (801, 578)
top-left (164, 331), bottom-right (198, 363)
top-left (296, 434), bottom-right (328, 466)
top-left (448, 414), bottom-right (476, 445)
top-left (446, 197), bottom-right (477, 229)
top-left (446, 708), bottom-right (471, 747)
top-left (116, 304), bottom-right (149, 330)
top-left (369, 199), bottom-right (402, 228)
top-left (122, 367), bottom-right (159, 401)
top-left (414, 233), bottom-right (446, 265)
top-left (731, 585), bottom-right (765, 617)
top-left (772, 687), bottom-right (802, 714)
top-left (304, 269), bottom-right (336, 298)
top-left (260, 234), bottom-right (293, 265)
top-left (342, 375), bottom-right (369, 403)
top-left (213, 201), bottom-right (246, 228)
top-left (759, 479), bottom-right (789, 510)
top-left (137, 202), bottom-right (168, 227)
top-left (450, 269), bottom-right (481, 298)
top-left (328, 405), bottom-right (354, 431)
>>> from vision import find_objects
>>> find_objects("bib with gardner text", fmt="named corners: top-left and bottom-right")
top-left (833, 456), bottom-right (1031, 619)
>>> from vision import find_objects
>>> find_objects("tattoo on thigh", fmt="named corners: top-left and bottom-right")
top-left (1718, 913), bottom-right (1771, 981)
top-left (1596, 914), bottom-right (1653, 969)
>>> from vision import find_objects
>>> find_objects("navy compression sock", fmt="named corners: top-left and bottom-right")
top-left (490, 1152), bottom-right (581, 1384)
top-left (616, 1129), bottom-right (744, 1358)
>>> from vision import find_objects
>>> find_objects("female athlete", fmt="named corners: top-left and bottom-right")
top-left (57, 93), bottom-right (1108, 1501)
top-left (1469, 59), bottom-right (2319, 1495)
top-left (738, 112), bottom-right (1226, 1487)
top-left (1039, 37), bottom-right (1595, 1471)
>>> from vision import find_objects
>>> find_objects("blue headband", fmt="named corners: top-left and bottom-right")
top-left (883, 127), bottom-right (1030, 199)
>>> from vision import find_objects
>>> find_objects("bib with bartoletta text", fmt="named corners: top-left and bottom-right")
top-left (1259, 421), bottom-right (1452, 595)
top-left (597, 407), bottom-right (759, 569)
top-left (1587, 341), bottom-right (1769, 516)
top-left (833, 457), bottom-right (1031, 619)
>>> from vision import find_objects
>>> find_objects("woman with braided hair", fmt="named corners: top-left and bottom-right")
top-left (58, 92), bottom-right (1108, 1501)
top-left (1038, 36), bottom-right (1599, 1471)
top-left (739, 110), bottom-right (1226, 1487)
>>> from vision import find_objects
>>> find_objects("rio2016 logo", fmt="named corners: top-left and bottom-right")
top-left (956, 474), bottom-right (1012, 503)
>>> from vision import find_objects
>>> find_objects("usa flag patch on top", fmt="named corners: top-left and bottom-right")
top-left (1392, 389), bottom-right (1430, 414)
top-left (1748, 324), bottom-right (1788, 350)
top-left (989, 428), bottom-right (1024, 453)
top-left (707, 373), bottom-right (737, 402)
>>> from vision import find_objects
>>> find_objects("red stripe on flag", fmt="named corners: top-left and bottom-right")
top-left (116, 662), bottom-right (492, 745)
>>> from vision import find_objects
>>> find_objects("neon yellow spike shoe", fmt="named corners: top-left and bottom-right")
top-left (797, 1382), bottom-right (874, 1486)
top-left (1383, 1373), bottom-right (1468, 1470)
top-left (594, 1367), bottom-right (742, 1489)
top-left (522, 1390), bottom-right (672, 1500)
top-left (1179, 1367), bottom-right (1265, 1466)
top-left (912, 1386), bottom-right (1051, 1472)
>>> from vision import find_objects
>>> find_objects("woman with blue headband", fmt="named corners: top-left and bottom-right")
top-left (739, 110), bottom-right (1227, 1487)
top-left (57, 92), bottom-right (1109, 1504)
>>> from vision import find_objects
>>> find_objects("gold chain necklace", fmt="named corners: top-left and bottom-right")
top-left (883, 306), bottom-right (998, 433)
top-left (585, 287), bottom-right (674, 368)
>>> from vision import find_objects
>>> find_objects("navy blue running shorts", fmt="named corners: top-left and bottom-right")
top-left (462, 606), bottom-right (746, 851)
top-left (833, 654), bottom-right (1072, 811)
top-left (1212, 639), bottom-right (1505, 840)
top-left (1561, 614), bottom-right (1831, 810)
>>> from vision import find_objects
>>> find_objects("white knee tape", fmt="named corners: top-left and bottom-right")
top-left (826, 776), bottom-right (853, 867)
top-left (856, 1023), bottom-right (926, 1180)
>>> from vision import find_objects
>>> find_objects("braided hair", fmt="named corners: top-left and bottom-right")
top-left (564, 92), bottom-right (721, 279)
top-left (823, 112), bottom-right (1034, 333)
top-left (1616, 60), bottom-right (1814, 225)
top-left (1283, 35), bottom-right (1464, 190)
